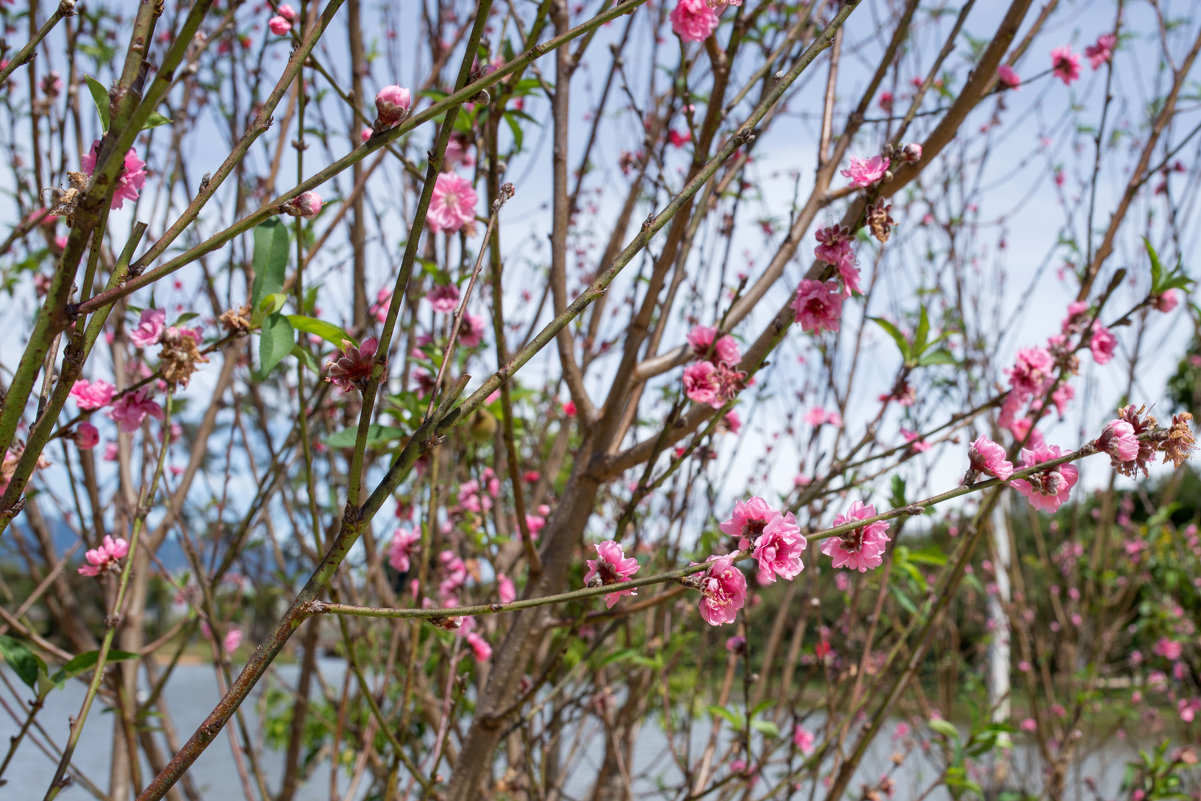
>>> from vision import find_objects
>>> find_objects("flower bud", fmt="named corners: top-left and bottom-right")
top-left (374, 85), bottom-right (412, 131)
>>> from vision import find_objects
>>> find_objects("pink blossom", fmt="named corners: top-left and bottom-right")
top-left (722, 410), bottom-right (741, 434)
top-left (130, 308), bottom-right (166, 348)
top-left (821, 501), bottom-right (891, 572)
top-left (77, 535), bottom-right (129, 577)
top-left (752, 512), bottom-right (807, 584)
top-left (814, 225), bottom-right (860, 295)
top-left (996, 64), bottom-right (1021, 89)
top-left (1006, 347), bottom-right (1054, 397)
top-left (839, 155), bottom-right (889, 188)
top-left (696, 555), bottom-right (747, 626)
top-left (1152, 289), bottom-right (1179, 313)
top-left (223, 628), bottom-right (243, 653)
top-left (792, 280), bottom-right (843, 334)
top-left (444, 131), bottom-right (475, 169)
top-left (497, 574), bottom-right (516, 604)
top-left (1010, 443), bottom-right (1079, 512)
top-left (1050, 382), bottom-right (1074, 417)
top-left (388, 528), bottom-right (421, 573)
top-left (1020, 718), bottom-right (1037, 732)
top-left (793, 725), bottom-right (816, 755)
top-left (108, 388), bottom-right (165, 433)
top-left (458, 312), bottom-right (486, 347)
top-left (1085, 33), bottom-right (1115, 69)
top-left (1089, 323), bottom-right (1117, 364)
top-left (877, 92), bottom-right (893, 112)
top-left (901, 428), bottom-right (931, 452)
top-left (720, 497), bottom-right (778, 550)
top-left (584, 540), bottom-right (641, 608)
top-left (466, 631), bottom-right (492, 663)
top-left (1050, 46), bottom-right (1081, 85)
top-left (1154, 637), bottom-right (1183, 661)
top-left (426, 283), bottom-right (461, 313)
top-left (374, 85), bottom-right (412, 129)
top-left (670, 0), bottom-right (719, 42)
top-left (70, 379), bottom-right (116, 410)
top-left (325, 337), bottom-right (378, 392)
top-left (725, 635), bottom-right (746, 654)
top-left (683, 361), bottom-right (721, 407)
top-left (80, 140), bottom-right (146, 210)
top-left (294, 191), bottom-right (322, 219)
top-left (427, 172), bottom-right (478, 234)
top-left (687, 325), bottom-right (740, 366)
top-left (75, 422), bottom-right (100, 450)
top-left (1096, 419), bottom-right (1139, 463)
top-left (968, 436), bottom-right (1014, 480)
top-left (900, 143), bottom-right (922, 163)
top-left (668, 129), bottom-right (691, 148)
top-left (277, 4), bottom-right (297, 21)
top-left (268, 15), bottom-right (291, 35)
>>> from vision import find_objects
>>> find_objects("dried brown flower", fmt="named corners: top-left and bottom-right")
top-left (219, 305), bottom-right (253, 334)
top-left (1160, 412), bottom-right (1196, 469)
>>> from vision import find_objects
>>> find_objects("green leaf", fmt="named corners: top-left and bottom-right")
top-left (250, 220), bottom-right (290, 312)
top-left (257, 313), bottom-right (294, 378)
top-left (914, 306), bottom-right (931, 354)
top-left (285, 315), bottom-right (353, 348)
top-left (706, 704), bottom-right (746, 729)
top-left (141, 111), bottom-right (173, 131)
top-left (290, 344), bottom-right (320, 375)
top-left (871, 317), bottom-right (910, 362)
top-left (1144, 236), bottom-right (1163, 287)
top-left (889, 474), bottom-right (907, 508)
top-left (929, 718), bottom-right (959, 740)
top-left (84, 75), bottom-right (110, 132)
top-left (324, 424), bottom-right (408, 449)
top-left (257, 292), bottom-right (288, 317)
top-left (749, 719), bottom-right (780, 738)
top-left (917, 348), bottom-right (957, 367)
top-left (49, 649), bottom-right (139, 687)
top-left (0, 635), bottom-right (46, 689)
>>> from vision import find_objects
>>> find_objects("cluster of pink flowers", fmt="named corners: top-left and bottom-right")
top-left (804, 406), bottom-right (842, 428)
top-left (268, 4), bottom-right (296, 36)
top-left (695, 497), bottom-right (806, 625)
top-left (81, 140), bottom-right (146, 210)
top-left (78, 535), bottom-right (129, 577)
top-left (427, 172), bottom-right (478, 234)
top-left (583, 540), bottom-right (641, 608)
top-left (682, 324), bottom-right (745, 409)
top-left (1085, 33), bottom-right (1116, 69)
top-left (998, 302), bottom-right (1120, 439)
top-left (820, 500), bottom-right (891, 572)
top-left (388, 528), bottom-right (421, 573)
top-left (813, 225), bottom-right (860, 296)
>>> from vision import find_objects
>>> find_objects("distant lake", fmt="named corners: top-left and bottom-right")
top-left (0, 662), bottom-right (1140, 799)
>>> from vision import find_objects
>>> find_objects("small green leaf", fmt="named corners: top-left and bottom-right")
top-left (257, 292), bottom-right (288, 317)
top-left (917, 348), bottom-right (957, 367)
top-left (285, 315), bottom-right (353, 348)
top-left (257, 313), bottom-right (294, 378)
top-left (290, 344), bottom-right (320, 375)
top-left (707, 704), bottom-right (746, 729)
top-left (84, 75), bottom-right (110, 132)
top-left (0, 635), bottom-right (46, 690)
top-left (749, 719), bottom-right (780, 738)
top-left (929, 718), bottom-right (959, 740)
top-left (141, 111), bottom-right (173, 131)
top-left (250, 220), bottom-right (290, 311)
top-left (49, 649), bottom-right (139, 687)
top-left (914, 306), bottom-right (931, 354)
top-left (1144, 236), bottom-right (1163, 287)
top-left (871, 317), bottom-right (910, 362)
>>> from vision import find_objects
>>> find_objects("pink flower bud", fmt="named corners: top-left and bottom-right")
top-left (295, 191), bottom-right (322, 219)
top-left (268, 16), bottom-right (291, 35)
top-left (374, 85), bottom-right (412, 130)
top-left (277, 4), bottom-right (297, 21)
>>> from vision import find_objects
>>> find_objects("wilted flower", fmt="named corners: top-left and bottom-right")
top-left (324, 337), bottom-right (379, 392)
